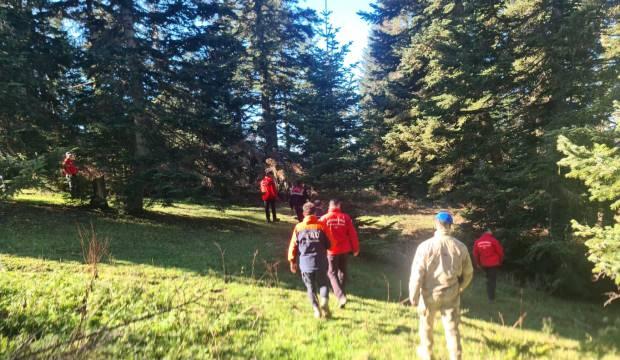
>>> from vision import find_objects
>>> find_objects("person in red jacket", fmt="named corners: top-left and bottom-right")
top-left (320, 199), bottom-right (359, 308)
top-left (473, 230), bottom-right (504, 302)
top-left (260, 170), bottom-right (279, 223)
top-left (289, 180), bottom-right (309, 222)
top-left (62, 152), bottom-right (79, 195)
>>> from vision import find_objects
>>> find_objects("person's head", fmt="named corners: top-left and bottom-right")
top-left (328, 199), bottom-right (342, 211)
top-left (313, 199), bottom-right (322, 207)
top-left (296, 180), bottom-right (303, 187)
top-left (302, 202), bottom-right (316, 217)
top-left (265, 169), bottom-right (273, 178)
top-left (65, 152), bottom-right (74, 160)
top-left (485, 228), bottom-right (493, 234)
top-left (434, 211), bottom-right (453, 232)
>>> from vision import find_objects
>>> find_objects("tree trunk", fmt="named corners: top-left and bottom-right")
top-left (121, 0), bottom-right (148, 214)
top-left (254, 0), bottom-right (278, 156)
top-left (90, 176), bottom-right (108, 209)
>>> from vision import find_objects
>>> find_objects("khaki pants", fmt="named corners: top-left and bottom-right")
top-left (417, 297), bottom-right (461, 360)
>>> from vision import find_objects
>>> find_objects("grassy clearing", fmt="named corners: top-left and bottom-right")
top-left (0, 191), bottom-right (619, 359)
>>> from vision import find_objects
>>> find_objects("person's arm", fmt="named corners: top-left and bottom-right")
top-left (460, 249), bottom-right (474, 291)
top-left (321, 227), bottom-right (331, 251)
top-left (409, 247), bottom-right (426, 306)
top-left (321, 224), bottom-right (333, 250)
top-left (288, 229), bottom-right (299, 273)
top-left (347, 216), bottom-right (360, 256)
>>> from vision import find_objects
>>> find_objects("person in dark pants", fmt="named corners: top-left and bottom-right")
top-left (320, 200), bottom-right (359, 308)
top-left (289, 180), bottom-right (309, 222)
top-left (260, 170), bottom-right (279, 223)
top-left (473, 230), bottom-right (504, 302)
top-left (288, 203), bottom-right (332, 319)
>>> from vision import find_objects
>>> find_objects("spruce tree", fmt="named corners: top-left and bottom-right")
top-left (237, 0), bottom-right (316, 156)
top-left (293, 8), bottom-right (359, 191)
top-left (0, 0), bottom-right (74, 194)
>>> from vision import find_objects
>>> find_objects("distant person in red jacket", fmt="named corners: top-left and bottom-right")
top-left (62, 152), bottom-right (79, 195)
top-left (473, 230), bottom-right (504, 302)
top-left (260, 170), bottom-right (279, 223)
top-left (320, 199), bottom-right (360, 308)
top-left (289, 180), bottom-right (309, 222)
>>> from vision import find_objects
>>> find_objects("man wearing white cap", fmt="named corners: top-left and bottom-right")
top-left (409, 211), bottom-right (474, 360)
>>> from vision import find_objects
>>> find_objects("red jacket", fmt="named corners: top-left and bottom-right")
top-left (473, 232), bottom-right (504, 268)
top-left (260, 176), bottom-right (278, 201)
top-left (62, 158), bottom-right (78, 176)
top-left (320, 209), bottom-right (359, 255)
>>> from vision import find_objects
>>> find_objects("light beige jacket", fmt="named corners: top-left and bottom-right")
top-left (409, 230), bottom-right (474, 309)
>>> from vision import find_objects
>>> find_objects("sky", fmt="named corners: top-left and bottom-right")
top-left (304, 0), bottom-right (373, 66)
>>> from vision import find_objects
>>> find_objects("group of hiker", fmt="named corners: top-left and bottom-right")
top-left (259, 170), bottom-right (325, 224)
top-left (260, 170), bottom-right (359, 318)
top-left (260, 170), bottom-right (505, 360)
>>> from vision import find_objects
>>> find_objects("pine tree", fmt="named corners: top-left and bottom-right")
top-left (58, 0), bottom-right (250, 212)
top-left (558, 131), bottom-right (620, 305)
top-left (292, 8), bottom-right (359, 191)
top-left (0, 0), bottom-right (74, 194)
top-left (362, 0), bottom-right (618, 294)
top-left (237, 0), bottom-right (316, 156)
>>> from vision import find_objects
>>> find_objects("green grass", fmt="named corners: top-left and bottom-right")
top-left (0, 191), bottom-right (619, 359)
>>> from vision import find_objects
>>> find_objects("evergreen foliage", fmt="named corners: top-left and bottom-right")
top-left (558, 128), bottom-right (620, 304)
top-left (361, 0), bottom-right (619, 295)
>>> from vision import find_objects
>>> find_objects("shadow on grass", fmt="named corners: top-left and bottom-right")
top-left (1, 200), bottom-right (618, 354)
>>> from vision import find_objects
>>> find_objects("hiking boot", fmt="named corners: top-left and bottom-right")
top-left (313, 306), bottom-right (321, 319)
top-left (338, 296), bottom-right (347, 309)
top-left (319, 297), bottom-right (331, 319)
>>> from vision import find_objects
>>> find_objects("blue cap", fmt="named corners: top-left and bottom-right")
top-left (435, 211), bottom-right (453, 225)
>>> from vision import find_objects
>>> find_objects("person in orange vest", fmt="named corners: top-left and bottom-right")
top-left (288, 202), bottom-right (332, 319)
top-left (260, 170), bottom-right (279, 223)
top-left (62, 152), bottom-right (79, 195)
top-left (320, 199), bottom-right (359, 308)
top-left (289, 180), bottom-right (309, 222)
top-left (473, 230), bottom-right (504, 302)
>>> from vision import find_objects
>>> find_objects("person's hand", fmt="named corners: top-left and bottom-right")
top-left (289, 261), bottom-right (298, 274)
top-left (353, 251), bottom-right (360, 257)
top-left (409, 296), bottom-right (418, 307)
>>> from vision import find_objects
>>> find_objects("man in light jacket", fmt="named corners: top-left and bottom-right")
top-left (409, 211), bottom-right (474, 360)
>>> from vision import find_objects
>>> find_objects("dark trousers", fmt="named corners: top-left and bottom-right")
top-left (293, 205), bottom-right (303, 222)
top-left (484, 266), bottom-right (498, 301)
top-left (301, 271), bottom-right (329, 308)
top-left (327, 254), bottom-right (348, 300)
top-left (264, 200), bottom-right (277, 222)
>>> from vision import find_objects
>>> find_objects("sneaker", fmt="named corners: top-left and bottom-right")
top-left (338, 296), bottom-right (347, 309)
top-left (319, 297), bottom-right (331, 319)
top-left (313, 306), bottom-right (321, 319)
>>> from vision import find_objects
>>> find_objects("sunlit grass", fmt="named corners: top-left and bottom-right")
top-left (0, 192), bottom-right (618, 359)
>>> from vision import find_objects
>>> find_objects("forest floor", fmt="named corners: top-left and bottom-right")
top-left (0, 191), bottom-right (619, 359)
